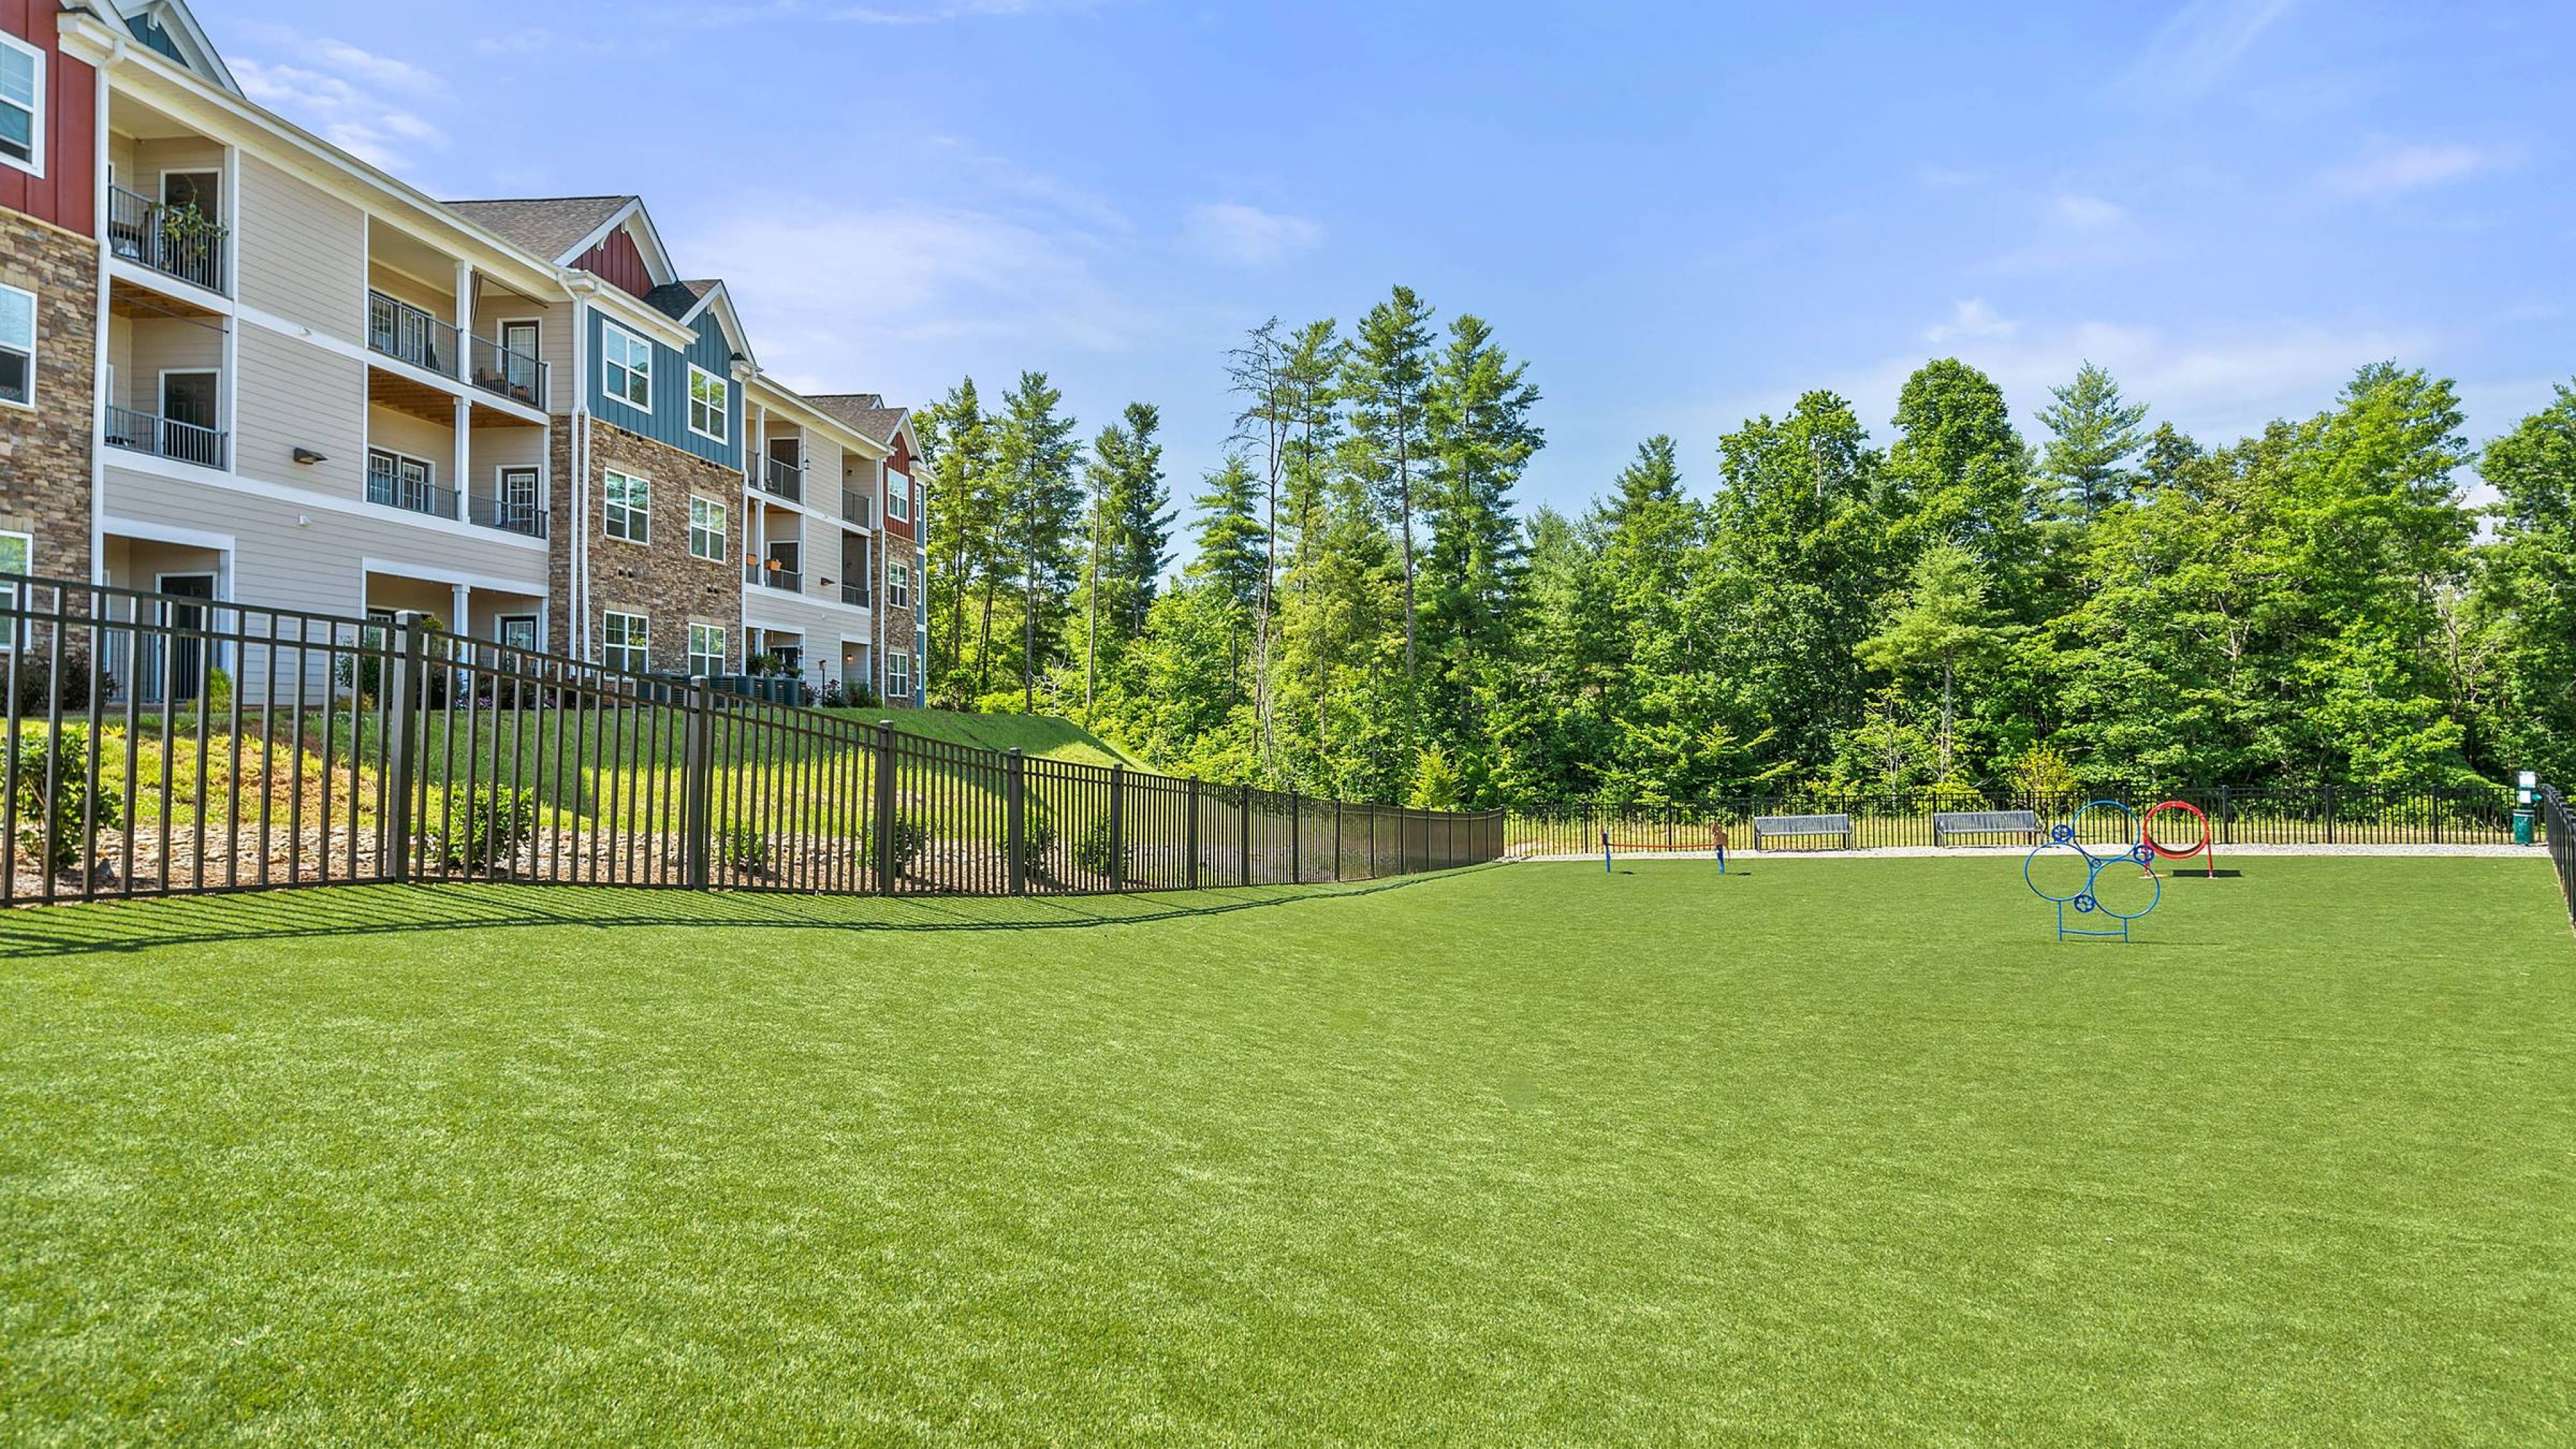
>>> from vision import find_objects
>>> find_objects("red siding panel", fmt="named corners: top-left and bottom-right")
top-left (575, 227), bottom-right (651, 298)
top-left (0, 0), bottom-right (97, 237)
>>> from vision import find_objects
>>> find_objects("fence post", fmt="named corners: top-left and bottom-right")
top-left (1334, 799), bottom-right (1343, 881)
top-left (2324, 781), bottom-right (2336, 846)
top-left (2431, 784), bottom-right (2443, 845)
top-left (1109, 763), bottom-right (1126, 893)
top-left (2218, 784), bottom-right (2232, 847)
top-left (1239, 785), bottom-right (1252, 887)
top-left (1187, 777), bottom-right (1201, 889)
top-left (681, 676), bottom-right (714, 890)
top-left (1289, 788), bottom-right (1301, 884)
top-left (382, 612), bottom-right (428, 884)
top-left (873, 719), bottom-right (898, 896)
top-left (1005, 747), bottom-right (1026, 896)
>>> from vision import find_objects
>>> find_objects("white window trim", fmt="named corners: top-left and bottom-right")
top-left (0, 32), bottom-right (45, 180)
top-left (888, 559), bottom-right (911, 610)
top-left (601, 609), bottom-right (650, 672)
top-left (688, 495), bottom-right (726, 563)
top-left (687, 621), bottom-right (727, 678)
top-left (600, 320), bottom-right (653, 414)
top-left (604, 468), bottom-right (649, 546)
top-left (886, 472), bottom-right (912, 522)
top-left (0, 281), bottom-right (33, 412)
top-left (0, 528), bottom-right (32, 649)
top-left (887, 651), bottom-right (912, 698)
top-left (686, 364), bottom-right (729, 444)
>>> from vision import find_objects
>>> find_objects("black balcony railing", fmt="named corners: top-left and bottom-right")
top-left (761, 455), bottom-right (804, 502)
top-left (467, 333), bottom-right (549, 411)
top-left (842, 488), bottom-right (873, 527)
top-left (366, 464), bottom-right (459, 521)
top-left (747, 561), bottom-right (802, 592)
top-left (368, 291), bottom-right (460, 378)
top-left (103, 403), bottom-right (227, 468)
top-left (468, 494), bottom-right (548, 539)
top-left (840, 582), bottom-right (870, 607)
top-left (107, 186), bottom-right (227, 293)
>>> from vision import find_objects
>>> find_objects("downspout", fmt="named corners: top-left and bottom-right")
top-left (565, 276), bottom-right (592, 659)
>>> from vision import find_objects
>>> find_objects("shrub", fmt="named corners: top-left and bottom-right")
top-left (1070, 816), bottom-right (1126, 881)
top-left (1407, 745), bottom-right (1461, 811)
top-left (724, 826), bottom-right (771, 873)
top-left (11, 654), bottom-right (95, 715)
top-left (861, 816), bottom-right (927, 876)
top-left (1021, 802), bottom-right (1059, 881)
top-left (11, 724), bottom-right (124, 873)
top-left (204, 667), bottom-right (233, 715)
top-left (429, 784), bottom-right (537, 873)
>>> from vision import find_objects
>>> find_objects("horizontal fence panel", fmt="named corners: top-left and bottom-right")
top-left (0, 576), bottom-right (1507, 908)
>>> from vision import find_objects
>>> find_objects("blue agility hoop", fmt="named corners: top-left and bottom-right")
top-left (2025, 800), bottom-right (2165, 943)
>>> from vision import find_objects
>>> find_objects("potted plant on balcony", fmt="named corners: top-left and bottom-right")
top-left (158, 203), bottom-right (221, 278)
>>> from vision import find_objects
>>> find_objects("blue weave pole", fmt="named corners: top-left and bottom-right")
top-left (2023, 801), bottom-right (2165, 943)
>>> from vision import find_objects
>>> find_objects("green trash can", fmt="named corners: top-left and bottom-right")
top-left (2513, 809), bottom-right (2534, 845)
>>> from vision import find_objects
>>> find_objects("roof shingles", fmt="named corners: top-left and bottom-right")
top-left (443, 197), bottom-right (635, 262)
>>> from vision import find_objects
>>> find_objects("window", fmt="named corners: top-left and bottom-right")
top-left (687, 365), bottom-right (729, 441)
top-left (498, 616), bottom-right (539, 653)
top-left (600, 322), bottom-right (651, 411)
top-left (0, 284), bottom-right (30, 407)
top-left (886, 471), bottom-right (912, 523)
top-left (601, 610), bottom-right (649, 674)
top-left (688, 622), bottom-right (726, 678)
top-left (0, 33), bottom-right (42, 174)
top-left (887, 559), bottom-right (910, 610)
top-left (0, 530), bottom-right (28, 649)
top-left (604, 469), bottom-right (649, 544)
top-left (689, 496), bottom-right (724, 561)
top-left (886, 650), bottom-right (912, 699)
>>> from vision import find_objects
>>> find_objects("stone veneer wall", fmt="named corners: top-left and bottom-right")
top-left (0, 213), bottom-right (95, 596)
top-left (559, 419), bottom-right (745, 674)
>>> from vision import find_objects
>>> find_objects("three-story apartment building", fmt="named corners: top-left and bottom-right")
top-left (0, 0), bottom-right (922, 704)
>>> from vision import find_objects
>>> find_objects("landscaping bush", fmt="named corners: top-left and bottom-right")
top-left (724, 826), bottom-right (771, 873)
top-left (11, 724), bottom-right (123, 874)
top-left (1070, 816), bottom-right (1126, 882)
top-left (428, 784), bottom-right (537, 873)
top-left (861, 816), bottom-right (927, 876)
top-left (204, 667), bottom-right (233, 715)
top-left (1021, 802), bottom-right (1059, 881)
top-left (11, 655), bottom-right (95, 715)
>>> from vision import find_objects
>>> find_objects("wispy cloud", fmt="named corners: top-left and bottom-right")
top-left (2117, 0), bottom-right (2302, 103)
top-left (2320, 142), bottom-right (2514, 198)
top-left (229, 30), bottom-right (449, 172)
top-left (833, 0), bottom-right (1104, 21)
top-left (1923, 299), bottom-right (2018, 345)
top-left (2051, 193), bottom-right (2128, 229)
top-left (1180, 203), bottom-right (1322, 267)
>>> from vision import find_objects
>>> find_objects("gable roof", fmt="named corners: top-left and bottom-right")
top-left (643, 279), bottom-right (719, 322)
top-left (805, 394), bottom-right (909, 449)
top-left (115, 0), bottom-right (241, 97)
top-left (442, 197), bottom-right (638, 265)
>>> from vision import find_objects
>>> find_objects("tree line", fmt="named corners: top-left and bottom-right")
top-left (914, 285), bottom-right (2576, 809)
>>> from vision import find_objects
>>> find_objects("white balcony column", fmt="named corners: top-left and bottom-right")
top-left (450, 582), bottom-right (470, 635)
top-left (452, 396), bottom-right (471, 521)
top-left (455, 262), bottom-right (475, 348)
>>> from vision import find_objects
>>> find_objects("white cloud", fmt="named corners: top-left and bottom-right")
top-left (2117, 0), bottom-right (2304, 103)
top-left (2051, 193), bottom-right (2128, 229)
top-left (2320, 142), bottom-right (2513, 198)
top-left (232, 58), bottom-right (447, 172)
top-left (832, 0), bottom-right (1102, 21)
top-left (1180, 203), bottom-right (1322, 267)
top-left (1923, 299), bottom-right (2019, 345)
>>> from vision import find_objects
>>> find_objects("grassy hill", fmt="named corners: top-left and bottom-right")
top-left (825, 706), bottom-right (1155, 773)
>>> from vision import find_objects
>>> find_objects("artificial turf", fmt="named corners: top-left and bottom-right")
top-left (0, 856), bottom-right (2568, 1446)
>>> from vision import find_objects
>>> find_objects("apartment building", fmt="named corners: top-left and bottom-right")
top-left (0, 0), bottom-right (921, 703)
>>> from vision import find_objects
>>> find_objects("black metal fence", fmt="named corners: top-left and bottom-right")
top-left (2541, 784), bottom-right (2575, 926)
top-left (1512, 783), bottom-right (2553, 856)
top-left (0, 578), bottom-right (1503, 906)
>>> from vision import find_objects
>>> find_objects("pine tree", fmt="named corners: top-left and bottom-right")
top-left (918, 378), bottom-right (1001, 704)
top-left (994, 370), bottom-right (1081, 712)
top-left (1187, 455), bottom-right (1267, 706)
top-left (1077, 401), bottom-right (1169, 712)
top-left (1344, 286), bottom-right (1438, 690)
top-left (2036, 361), bottom-right (2150, 522)
top-left (1421, 313), bottom-right (1543, 776)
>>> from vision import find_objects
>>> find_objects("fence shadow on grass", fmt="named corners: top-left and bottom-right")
top-left (0, 864), bottom-right (1509, 961)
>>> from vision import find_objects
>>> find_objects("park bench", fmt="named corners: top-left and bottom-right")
top-left (1752, 813), bottom-right (1853, 850)
top-left (1933, 808), bottom-right (2043, 847)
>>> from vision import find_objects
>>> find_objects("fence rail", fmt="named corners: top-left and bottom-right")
top-left (1511, 785), bottom-right (2554, 856)
top-left (0, 577), bottom-right (1502, 906)
top-left (2542, 784), bottom-right (2574, 926)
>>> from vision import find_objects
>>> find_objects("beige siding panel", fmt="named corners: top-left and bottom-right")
top-left (125, 318), bottom-right (222, 402)
top-left (233, 325), bottom-right (366, 494)
top-left (235, 156), bottom-right (366, 335)
top-left (741, 584), bottom-right (871, 684)
top-left (365, 403), bottom-right (458, 483)
top-left (131, 138), bottom-right (225, 194)
top-left (470, 425), bottom-right (546, 478)
top-left (366, 258), bottom-right (451, 318)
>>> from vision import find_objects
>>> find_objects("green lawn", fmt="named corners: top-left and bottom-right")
top-left (1, 857), bottom-right (2568, 1446)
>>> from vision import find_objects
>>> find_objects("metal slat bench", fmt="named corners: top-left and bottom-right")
top-left (1752, 813), bottom-right (1852, 850)
top-left (1933, 808), bottom-right (2043, 847)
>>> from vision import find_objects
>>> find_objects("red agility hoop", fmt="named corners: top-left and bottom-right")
top-left (2141, 799), bottom-right (2216, 879)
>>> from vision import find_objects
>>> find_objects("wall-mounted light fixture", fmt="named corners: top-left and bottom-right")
top-left (292, 447), bottom-right (327, 465)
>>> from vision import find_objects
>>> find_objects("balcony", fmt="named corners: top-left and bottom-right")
top-left (747, 561), bottom-right (802, 593)
top-left (467, 494), bottom-right (548, 539)
top-left (367, 460), bottom-right (458, 521)
top-left (759, 455), bottom-right (804, 503)
top-left (467, 333), bottom-right (549, 411)
top-left (104, 403), bottom-right (227, 468)
top-left (107, 186), bottom-right (227, 294)
top-left (840, 582), bottom-right (870, 607)
top-left (842, 488), bottom-right (873, 527)
top-left (368, 291), bottom-right (550, 411)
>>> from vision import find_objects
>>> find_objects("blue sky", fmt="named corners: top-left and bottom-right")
top-left (213, 0), bottom-right (2571, 516)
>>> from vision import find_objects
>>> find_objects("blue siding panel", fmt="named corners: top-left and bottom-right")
top-left (586, 305), bottom-right (743, 471)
